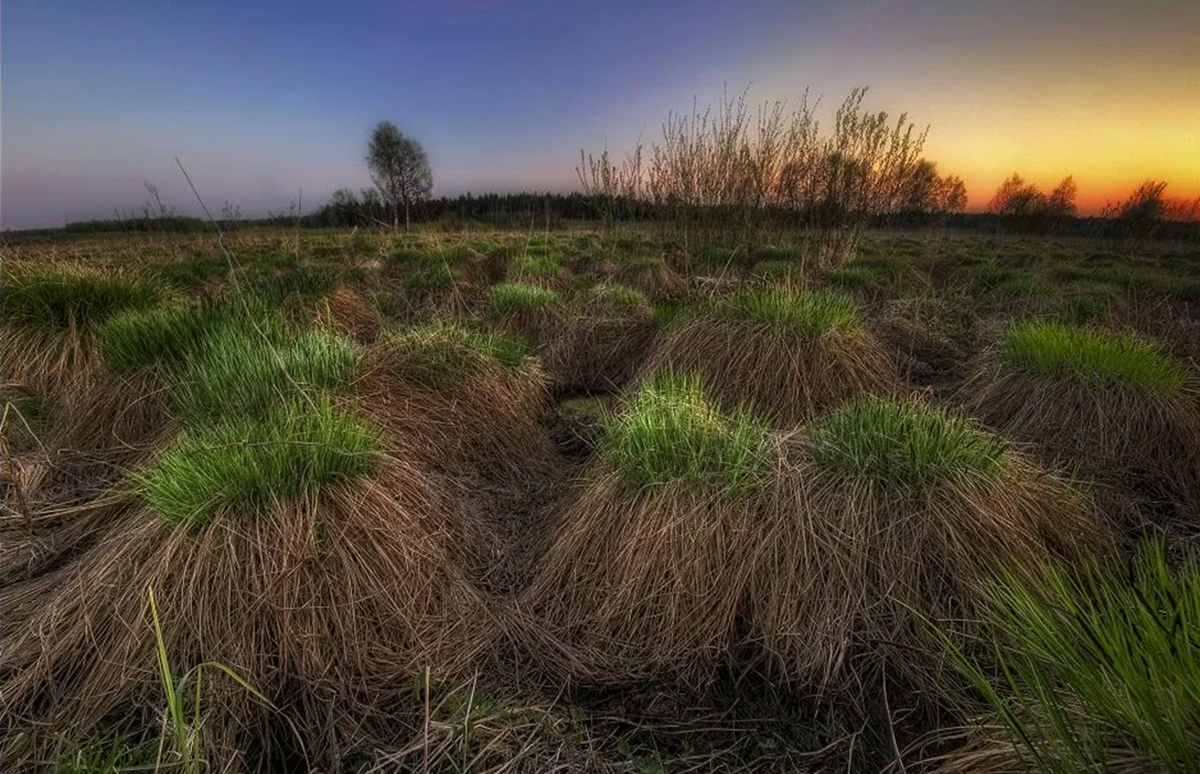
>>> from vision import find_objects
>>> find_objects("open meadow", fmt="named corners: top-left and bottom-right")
top-left (2, 222), bottom-right (1198, 773)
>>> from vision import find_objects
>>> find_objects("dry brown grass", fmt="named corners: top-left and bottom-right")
top-left (618, 260), bottom-right (687, 299)
top-left (959, 355), bottom-right (1200, 524)
top-left (755, 438), bottom-right (1106, 689)
top-left (352, 333), bottom-right (564, 590)
top-left (541, 291), bottom-right (657, 393)
top-left (0, 456), bottom-right (490, 771)
top-left (520, 469), bottom-right (767, 685)
top-left (311, 287), bottom-right (382, 343)
top-left (639, 316), bottom-right (901, 427)
top-left (520, 396), bottom-right (1108, 695)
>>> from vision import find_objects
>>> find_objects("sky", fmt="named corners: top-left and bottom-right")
top-left (3, 0), bottom-right (1198, 228)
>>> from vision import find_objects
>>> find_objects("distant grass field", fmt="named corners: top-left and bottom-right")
top-left (2, 223), bottom-right (1198, 774)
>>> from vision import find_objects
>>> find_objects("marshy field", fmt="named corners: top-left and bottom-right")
top-left (2, 222), bottom-right (1198, 773)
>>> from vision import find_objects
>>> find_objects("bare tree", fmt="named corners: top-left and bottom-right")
top-left (367, 121), bottom-right (433, 230)
top-left (141, 181), bottom-right (177, 219)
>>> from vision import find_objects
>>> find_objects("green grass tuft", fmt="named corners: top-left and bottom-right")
top-left (601, 373), bottom-right (772, 496)
top-left (490, 283), bottom-right (562, 315)
top-left (140, 398), bottom-right (378, 527)
top-left (1, 269), bottom-right (167, 330)
top-left (707, 288), bottom-right (861, 337)
top-left (385, 322), bottom-right (533, 387)
top-left (511, 254), bottom-right (564, 280)
top-left (171, 322), bottom-right (358, 424)
top-left (98, 300), bottom-right (245, 372)
top-left (1003, 321), bottom-right (1189, 395)
top-left (586, 283), bottom-right (650, 312)
top-left (944, 540), bottom-right (1200, 774)
top-left (808, 395), bottom-right (1008, 486)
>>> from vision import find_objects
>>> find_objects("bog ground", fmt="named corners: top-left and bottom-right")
top-left (2, 224), bottom-right (1198, 774)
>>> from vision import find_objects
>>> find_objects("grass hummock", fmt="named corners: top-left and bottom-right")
top-left (510, 254), bottom-right (565, 280)
top-left (171, 322), bottom-right (358, 424)
top-left (808, 396), bottom-right (1008, 486)
top-left (2, 269), bottom-right (167, 330)
top-left (944, 540), bottom-right (1200, 774)
top-left (98, 300), bottom-right (245, 372)
top-left (586, 283), bottom-right (650, 313)
top-left (382, 322), bottom-right (533, 388)
top-left (708, 287), bottom-right (861, 337)
top-left (1002, 321), bottom-right (1189, 396)
top-left (489, 282), bottom-right (562, 315)
top-left (601, 373), bottom-right (772, 496)
top-left (139, 397), bottom-right (379, 527)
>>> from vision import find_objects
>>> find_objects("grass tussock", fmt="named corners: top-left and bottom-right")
top-left (312, 287), bottom-right (382, 343)
top-left (489, 282), bottom-right (562, 315)
top-left (489, 282), bottom-right (564, 344)
top-left (140, 398), bottom-right (379, 527)
top-left (640, 288), bottom-right (899, 425)
top-left (808, 395), bottom-right (1007, 487)
top-left (1003, 321), bottom-right (1189, 396)
top-left (1, 450), bottom-right (488, 770)
top-left (617, 255), bottom-right (686, 299)
top-left (745, 398), bottom-right (1108, 687)
top-left (711, 287), bottom-right (861, 337)
top-left (171, 322), bottom-right (358, 424)
top-left (936, 540), bottom-right (1200, 774)
top-left (375, 322), bottom-right (534, 389)
top-left (601, 373), bottom-right (772, 497)
top-left (962, 322), bottom-right (1200, 519)
top-left (1, 268), bottom-right (170, 397)
top-left (1, 268), bottom-right (167, 331)
top-left (98, 299), bottom-right (243, 372)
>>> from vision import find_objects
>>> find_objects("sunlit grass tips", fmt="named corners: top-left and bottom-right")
top-left (489, 282), bottom-right (562, 315)
top-left (1, 269), bottom-right (167, 330)
top-left (601, 374), bottom-right (772, 496)
top-left (807, 395), bottom-right (1008, 486)
top-left (708, 287), bottom-right (860, 337)
top-left (140, 397), bottom-right (379, 527)
top-left (1002, 321), bottom-right (1189, 396)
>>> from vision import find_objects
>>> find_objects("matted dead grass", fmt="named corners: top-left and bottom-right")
top-left (639, 315), bottom-right (901, 427)
top-left (521, 390), bottom-right (1108, 693)
top-left (0, 456), bottom-right (490, 771)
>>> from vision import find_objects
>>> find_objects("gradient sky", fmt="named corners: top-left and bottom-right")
top-left (3, 0), bottom-right (1197, 228)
